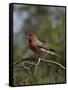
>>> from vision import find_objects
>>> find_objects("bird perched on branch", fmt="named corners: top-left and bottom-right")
top-left (28, 32), bottom-right (62, 74)
top-left (28, 32), bottom-right (61, 58)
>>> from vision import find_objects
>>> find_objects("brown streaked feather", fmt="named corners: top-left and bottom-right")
top-left (37, 45), bottom-right (55, 52)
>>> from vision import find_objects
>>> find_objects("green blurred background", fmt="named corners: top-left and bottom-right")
top-left (13, 4), bottom-right (66, 86)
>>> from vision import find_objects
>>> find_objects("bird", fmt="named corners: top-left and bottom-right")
top-left (28, 32), bottom-right (61, 58)
top-left (28, 32), bottom-right (62, 74)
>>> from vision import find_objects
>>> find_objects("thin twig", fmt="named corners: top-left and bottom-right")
top-left (14, 57), bottom-right (36, 65)
top-left (14, 64), bottom-right (31, 74)
top-left (42, 59), bottom-right (65, 70)
top-left (23, 61), bottom-right (36, 65)
top-left (34, 58), bottom-right (41, 75)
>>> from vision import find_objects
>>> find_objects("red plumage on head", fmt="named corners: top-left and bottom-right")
top-left (28, 32), bottom-right (39, 53)
top-left (28, 32), bottom-right (38, 43)
top-left (28, 32), bottom-right (35, 36)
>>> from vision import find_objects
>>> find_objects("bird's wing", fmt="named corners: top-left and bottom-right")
top-left (37, 44), bottom-right (55, 52)
top-left (37, 44), bottom-right (63, 59)
top-left (36, 39), bottom-right (55, 52)
top-left (36, 39), bottom-right (44, 46)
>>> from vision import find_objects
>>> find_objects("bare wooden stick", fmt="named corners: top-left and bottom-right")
top-left (34, 58), bottom-right (41, 75)
top-left (14, 57), bottom-right (37, 65)
top-left (42, 59), bottom-right (65, 70)
top-left (23, 61), bottom-right (36, 65)
top-left (14, 64), bottom-right (31, 74)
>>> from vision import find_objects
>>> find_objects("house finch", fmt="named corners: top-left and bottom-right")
top-left (28, 32), bottom-right (60, 58)
top-left (28, 32), bottom-right (62, 74)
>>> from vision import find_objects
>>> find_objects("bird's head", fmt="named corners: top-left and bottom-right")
top-left (28, 32), bottom-right (35, 37)
top-left (28, 32), bottom-right (38, 43)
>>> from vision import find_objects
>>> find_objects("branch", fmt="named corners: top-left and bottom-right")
top-left (42, 59), bottom-right (65, 70)
top-left (14, 57), bottom-right (65, 70)
top-left (14, 65), bottom-right (31, 74)
top-left (14, 57), bottom-right (37, 65)
top-left (23, 61), bottom-right (36, 65)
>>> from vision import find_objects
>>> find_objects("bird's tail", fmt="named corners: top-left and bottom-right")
top-left (50, 52), bottom-right (63, 59)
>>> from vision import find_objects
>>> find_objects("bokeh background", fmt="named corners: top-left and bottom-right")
top-left (13, 4), bottom-right (66, 86)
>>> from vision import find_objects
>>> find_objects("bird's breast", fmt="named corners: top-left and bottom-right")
top-left (29, 43), bottom-right (39, 53)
